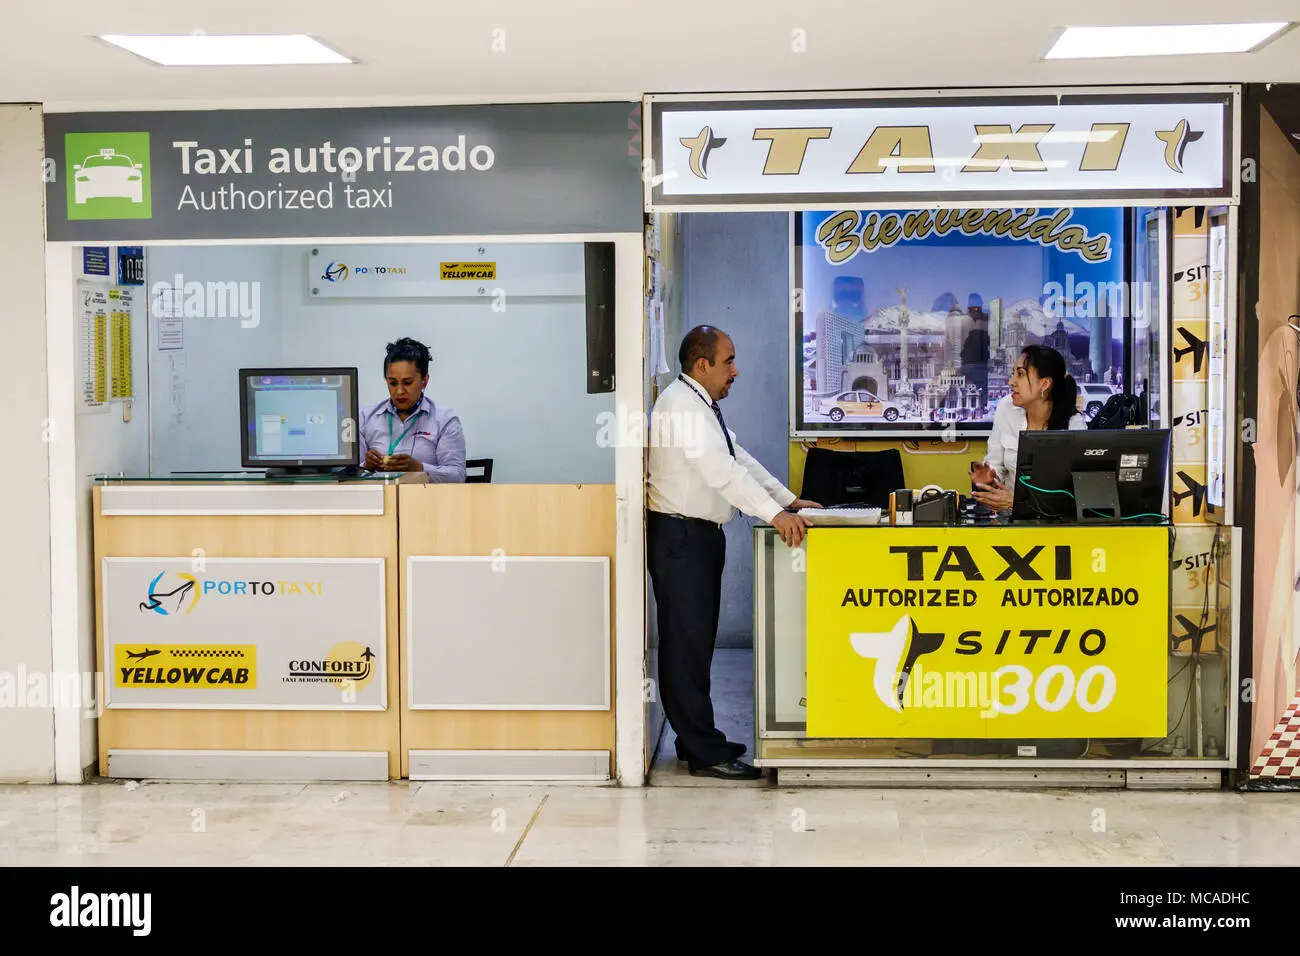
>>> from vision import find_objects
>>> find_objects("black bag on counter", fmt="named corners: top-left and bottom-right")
top-left (799, 447), bottom-right (904, 509)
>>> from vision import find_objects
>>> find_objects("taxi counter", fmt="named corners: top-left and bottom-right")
top-left (92, 474), bottom-right (616, 782)
top-left (753, 518), bottom-right (1237, 787)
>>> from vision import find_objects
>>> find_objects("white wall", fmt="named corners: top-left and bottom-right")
top-left (147, 246), bottom-right (285, 475)
top-left (0, 105), bottom-right (55, 782)
top-left (146, 243), bottom-right (615, 483)
top-left (46, 244), bottom-right (152, 781)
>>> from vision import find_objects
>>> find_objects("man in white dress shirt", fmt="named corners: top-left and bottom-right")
top-left (647, 326), bottom-right (819, 780)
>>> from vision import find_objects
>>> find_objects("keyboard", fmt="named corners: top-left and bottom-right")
top-left (797, 507), bottom-right (882, 526)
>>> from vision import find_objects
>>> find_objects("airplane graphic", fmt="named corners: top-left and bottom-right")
top-left (139, 577), bottom-right (196, 614)
top-left (1174, 327), bottom-right (1208, 375)
top-left (1156, 120), bottom-right (1204, 173)
top-left (1172, 471), bottom-right (1215, 518)
top-left (1171, 409), bottom-right (1207, 429)
top-left (1173, 614), bottom-right (1216, 653)
top-left (1171, 551), bottom-right (1211, 571)
top-left (849, 614), bottom-right (945, 711)
top-left (124, 648), bottom-right (161, 662)
top-left (679, 126), bottom-right (727, 179)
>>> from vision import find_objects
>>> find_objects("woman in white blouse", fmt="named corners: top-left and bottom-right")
top-left (971, 344), bottom-right (1086, 512)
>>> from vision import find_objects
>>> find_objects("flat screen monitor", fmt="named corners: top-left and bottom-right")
top-left (1012, 428), bottom-right (1171, 524)
top-left (239, 368), bottom-right (359, 475)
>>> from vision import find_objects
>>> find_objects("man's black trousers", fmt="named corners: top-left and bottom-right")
top-left (646, 510), bottom-right (731, 769)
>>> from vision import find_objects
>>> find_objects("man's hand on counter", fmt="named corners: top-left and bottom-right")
top-left (790, 499), bottom-right (823, 510)
top-left (772, 511), bottom-right (810, 548)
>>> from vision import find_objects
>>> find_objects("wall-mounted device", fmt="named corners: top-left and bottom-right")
top-left (584, 241), bottom-right (616, 394)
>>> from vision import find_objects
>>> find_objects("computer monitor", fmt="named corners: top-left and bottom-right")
top-left (1012, 428), bottom-right (1171, 523)
top-left (239, 368), bottom-right (359, 476)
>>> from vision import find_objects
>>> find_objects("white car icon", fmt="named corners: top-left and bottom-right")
top-left (73, 149), bottom-right (144, 204)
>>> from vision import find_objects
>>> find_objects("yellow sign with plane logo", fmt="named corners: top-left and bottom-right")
top-left (113, 644), bottom-right (257, 689)
top-left (439, 261), bottom-right (496, 280)
top-left (805, 527), bottom-right (1169, 739)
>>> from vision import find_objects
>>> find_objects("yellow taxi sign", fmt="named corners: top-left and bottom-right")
top-left (806, 526), bottom-right (1169, 739)
top-left (440, 262), bottom-right (496, 280)
top-left (113, 645), bottom-right (257, 689)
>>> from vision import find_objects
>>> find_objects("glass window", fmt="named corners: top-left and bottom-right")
top-left (794, 207), bottom-right (1131, 436)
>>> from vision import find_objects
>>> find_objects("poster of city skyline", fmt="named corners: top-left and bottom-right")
top-left (792, 207), bottom-right (1130, 437)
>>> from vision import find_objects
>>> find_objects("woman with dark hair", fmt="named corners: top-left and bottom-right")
top-left (359, 337), bottom-right (466, 482)
top-left (970, 344), bottom-right (1084, 512)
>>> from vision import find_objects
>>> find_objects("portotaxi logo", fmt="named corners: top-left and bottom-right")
top-left (140, 571), bottom-right (323, 617)
top-left (322, 261), bottom-right (349, 282)
top-left (140, 572), bottom-right (199, 615)
top-left (114, 644), bottom-right (256, 689)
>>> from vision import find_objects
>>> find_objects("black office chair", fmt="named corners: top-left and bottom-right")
top-left (799, 447), bottom-right (904, 508)
top-left (465, 458), bottom-right (493, 483)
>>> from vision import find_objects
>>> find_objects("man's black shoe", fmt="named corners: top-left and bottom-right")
top-left (689, 759), bottom-right (763, 780)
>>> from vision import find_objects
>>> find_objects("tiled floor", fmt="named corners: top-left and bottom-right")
top-left (648, 648), bottom-right (763, 787)
top-left (3, 650), bottom-right (1297, 867)
top-left (2, 779), bottom-right (1299, 866)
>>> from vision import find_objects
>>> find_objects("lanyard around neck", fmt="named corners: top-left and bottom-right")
top-left (679, 375), bottom-right (712, 410)
top-left (387, 407), bottom-right (422, 456)
top-left (679, 375), bottom-right (735, 458)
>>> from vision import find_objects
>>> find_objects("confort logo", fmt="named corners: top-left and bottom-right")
top-left (140, 572), bottom-right (322, 616)
top-left (285, 641), bottom-right (377, 691)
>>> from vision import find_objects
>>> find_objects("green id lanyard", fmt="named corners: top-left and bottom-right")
top-left (387, 410), bottom-right (421, 456)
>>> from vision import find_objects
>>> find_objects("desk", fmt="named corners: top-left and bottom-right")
top-left (754, 521), bottom-right (1235, 784)
top-left (92, 475), bottom-right (617, 783)
top-left (93, 473), bottom-right (413, 781)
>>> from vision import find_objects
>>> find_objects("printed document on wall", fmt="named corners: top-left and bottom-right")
top-left (77, 278), bottom-right (109, 412)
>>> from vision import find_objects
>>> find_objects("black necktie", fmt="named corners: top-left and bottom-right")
top-left (711, 401), bottom-right (735, 459)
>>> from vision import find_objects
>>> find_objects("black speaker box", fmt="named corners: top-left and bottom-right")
top-left (584, 241), bottom-right (615, 394)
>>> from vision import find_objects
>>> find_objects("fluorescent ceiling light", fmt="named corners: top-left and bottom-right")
top-left (99, 34), bottom-right (352, 66)
top-left (1044, 22), bottom-right (1291, 59)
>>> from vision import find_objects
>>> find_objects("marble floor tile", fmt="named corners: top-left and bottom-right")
top-left (650, 648), bottom-right (758, 787)
top-left (3, 692), bottom-right (1300, 868)
top-left (0, 780), bottom-right (1297, 866)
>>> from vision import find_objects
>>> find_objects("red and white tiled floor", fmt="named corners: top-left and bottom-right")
top-left (1251, 693), bottom-right (1300, 779)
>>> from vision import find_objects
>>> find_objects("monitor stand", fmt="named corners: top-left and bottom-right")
top-left (1072, 470), bottom-right (1120, 522)
top-left (263, 465), bottom-right (360, 479)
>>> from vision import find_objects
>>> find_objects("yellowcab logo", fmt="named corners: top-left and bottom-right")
top-left (440, 261), bottom-right (496, 280)
top-left (114, 645), bottom-right (256, 689)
